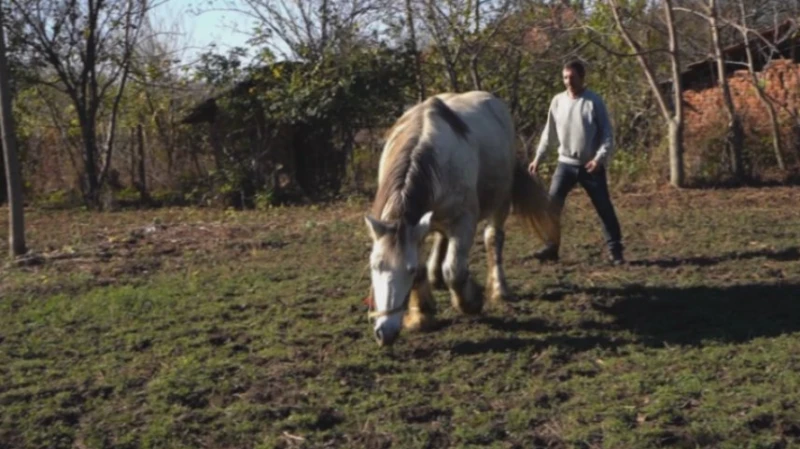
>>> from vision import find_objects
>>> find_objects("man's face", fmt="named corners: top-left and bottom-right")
top-left (563, 68), bottom-right (584, 94)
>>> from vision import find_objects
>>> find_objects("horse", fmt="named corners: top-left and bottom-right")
top-left (364, 91), bottom-right (559, 346)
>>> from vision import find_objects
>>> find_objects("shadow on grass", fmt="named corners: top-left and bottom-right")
top-left (448, 334), bottom-right (629, 356)
top-left (447, 315), bottom-right (627, 356)
top-left (587, 282), bottom-right (800, 346)
top-left (446, 281), bottom-right (800, 354)
top-left (629, 246), bottom-right (800, 268)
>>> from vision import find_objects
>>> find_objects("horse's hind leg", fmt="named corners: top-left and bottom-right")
top-left (404, 270), bottom-right (437, 332)
top-left (443, 217), bottom-right (484, 315)
top-left (427, 232), bottom-right (448, 290)
top-left (484, 204), bottom-right (512, 306)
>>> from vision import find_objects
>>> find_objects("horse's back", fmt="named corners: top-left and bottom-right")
top-left (437, 91), bottom-right (516, 216)
top-left (377, 91), bottom-right (517, 222)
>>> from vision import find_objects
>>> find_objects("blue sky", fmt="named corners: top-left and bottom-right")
top-left (150, 0), bottom-right (258, 64)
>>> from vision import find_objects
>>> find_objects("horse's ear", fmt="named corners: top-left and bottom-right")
top-left (365, 215), bottom-right (389, 240)
top-left (414, 211), bottom-right (433, 239)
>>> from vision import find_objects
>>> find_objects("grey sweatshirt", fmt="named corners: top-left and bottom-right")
top-left (533, 89), bottom-right (613, 167)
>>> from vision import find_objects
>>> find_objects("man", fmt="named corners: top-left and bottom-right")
top-left (528, 60), bottom-right (624, 265)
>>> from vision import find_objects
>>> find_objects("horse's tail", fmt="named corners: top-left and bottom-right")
top-left (511, 162), bottom-right (560, 245)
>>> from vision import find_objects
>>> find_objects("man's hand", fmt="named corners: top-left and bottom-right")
top-left (528, 160), bottom-right (539, 175)
top-left (585, 160), bottom-right (600, 173)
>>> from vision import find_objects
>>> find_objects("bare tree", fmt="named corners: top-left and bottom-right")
top-left (417, 0), bottom-right (514, 92)
top-left (420, 0), bottom-right (464, 91)
top-left (679, 0), bottom-right (746, 179)
top-left (0, 5), bottom-right (26, 257)
top-left (9, 0), bottom-right (150, 207)
top-left (736, 0), bottom-right (785, 170)
top-left (405, 0), bottom-right (426, 100)
top-left (707, 0), bottom-right (745, 180)
top-left (219, 0), bottom-right (387, 61)
top-left (608, 0), bottom-right (685, 187)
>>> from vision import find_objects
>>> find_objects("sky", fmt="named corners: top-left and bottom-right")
top-left (150, 0), bottom-right (259, 65)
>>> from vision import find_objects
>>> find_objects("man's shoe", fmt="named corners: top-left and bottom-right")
top-left (609, 249), bottom-right (625, 266)
top-left (533, 244), bottom-right (559, 262)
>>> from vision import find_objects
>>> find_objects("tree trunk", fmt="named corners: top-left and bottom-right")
top-left (709, 0), bottom-right (745, 180)
top-left (0, 8), bottom-right (26, 257)
top-left (136, 123), bottom-right (150, 204)
top-left (424, 0), bottom-right (460, 92)
top-left (609, 0), bottom-right (685, 187)
top-left (738, 0), bottom-right (785, 170)
top-left (469, 0), bottom-right (482, 90)
top-left (78, 111), bottom-right (101, 207)
top-left (664, 0), bottom-right (685, 188)
top-left (0, 150), bottom-right (6, 204)
top-left (405, 0), bottom-right (426, 101)
top-left (469, 55), bottom-right (481, 91)
top-left (668, 120), bottom-right (684, 187)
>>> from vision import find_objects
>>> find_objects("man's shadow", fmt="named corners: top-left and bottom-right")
top-left (585, 282), bottom-right (800, 347)
top-left (629, 246), bottom-right (800, 268)
top-left (445, 246), bottom-right (800, 354)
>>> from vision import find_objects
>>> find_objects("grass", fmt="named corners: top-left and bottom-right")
top-left (1, 186), bottom-right (800, 448)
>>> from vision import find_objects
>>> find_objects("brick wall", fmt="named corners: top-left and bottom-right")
top-left (682, 59), bottom-right (800, 176)
top-left (684, 59), bottom-right (800, 141)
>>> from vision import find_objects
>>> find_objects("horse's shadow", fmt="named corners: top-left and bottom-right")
top-left (448, 334), bottom-right (629, 356)
top-left (629, 246), bottom-right (800, 268)
top-left (443, 314), bottom-right (629, 356)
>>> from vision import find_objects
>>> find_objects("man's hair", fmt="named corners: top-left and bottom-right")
top-left (563, 60), bottom-right (586, 78)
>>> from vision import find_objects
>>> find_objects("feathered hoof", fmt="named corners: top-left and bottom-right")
top-left (403, 310), bottom-right (437, 332)
top-left (486, 288), bottom-right (514, 307)
top-left (451, 283), bottom-right (484, 315)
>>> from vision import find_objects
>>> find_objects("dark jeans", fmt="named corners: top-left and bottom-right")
top-left (549, 162), bottom-right (623, 253)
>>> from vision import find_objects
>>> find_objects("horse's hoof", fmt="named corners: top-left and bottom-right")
top-left (403, 311), bottom-right (436, 332)
top-left (429, 275), bottom-right (447, 291)
top-left (487, 290), bottom-right (514, 307)
top-left (452, 294), bottom-right (484, 315)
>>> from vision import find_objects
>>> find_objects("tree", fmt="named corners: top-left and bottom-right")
top-left (608, 0), bottom-right (686, 187)
top-left (9, 0), bottom-right (150, 207)
top-left (405, 0), bottom-right (426, 100)
top-left (0, 5), bottom-right (26, 256)
top-left (217, 0), bottom-right (386, 62)
top-left (735, 0), bottom-right (786, 171)
top-left (708, 0), bottom-right (744, 180)
top-left (677, 0), bottom-right (745, 180)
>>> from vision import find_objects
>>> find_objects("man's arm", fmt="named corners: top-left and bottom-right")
top-left (533, 97), bottom-right (558, 166)
top-left (592, 96), bottom-right (614, 165)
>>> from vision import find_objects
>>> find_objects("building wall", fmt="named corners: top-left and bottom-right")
top-left (682, 59), bottom-right (800, 174)
top-left (684, 59), bottom-right (800, 142)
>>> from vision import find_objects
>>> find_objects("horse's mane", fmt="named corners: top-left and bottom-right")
top-left (371, 97), bottom-right (469, 227)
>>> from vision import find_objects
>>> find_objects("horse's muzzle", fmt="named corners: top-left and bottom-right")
top-left (374, 326), bottom-right (400, 347)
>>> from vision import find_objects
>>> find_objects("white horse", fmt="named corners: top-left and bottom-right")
top-left (364, 91), bottom-right (558, 346)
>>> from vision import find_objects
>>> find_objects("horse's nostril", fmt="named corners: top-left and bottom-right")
top-left (374, 327), bottom-right (398, 346)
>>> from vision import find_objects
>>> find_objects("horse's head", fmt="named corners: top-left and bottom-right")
top-left (364, 211), bottom-right (432, 346)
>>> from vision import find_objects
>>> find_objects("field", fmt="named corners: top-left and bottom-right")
top-left (2, 186), bottom-right (800, 449)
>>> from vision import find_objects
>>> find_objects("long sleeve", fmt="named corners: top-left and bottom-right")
top-left (534, 99), bottom-right (558, 164)
top-left (592, 98), bottom-right (614, 165)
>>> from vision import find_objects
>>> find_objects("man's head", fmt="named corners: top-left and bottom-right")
top-left (562, 60), bottom-right (586, 96)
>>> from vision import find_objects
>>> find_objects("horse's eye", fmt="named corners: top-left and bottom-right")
top-left (407, 265), bottom-right (417, 274)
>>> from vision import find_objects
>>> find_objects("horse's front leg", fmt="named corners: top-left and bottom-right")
top-left (403, 269), bottom-right (437, 332)
top-left (426, 232), bottom-right (448, 290)
top-left (442, 217), bottom-right (484, 315)
top-left (484, 207), bottom-right (512, 305)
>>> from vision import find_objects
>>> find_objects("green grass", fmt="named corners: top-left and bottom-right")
top-left (1, 187), bottom-right (800, 448)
